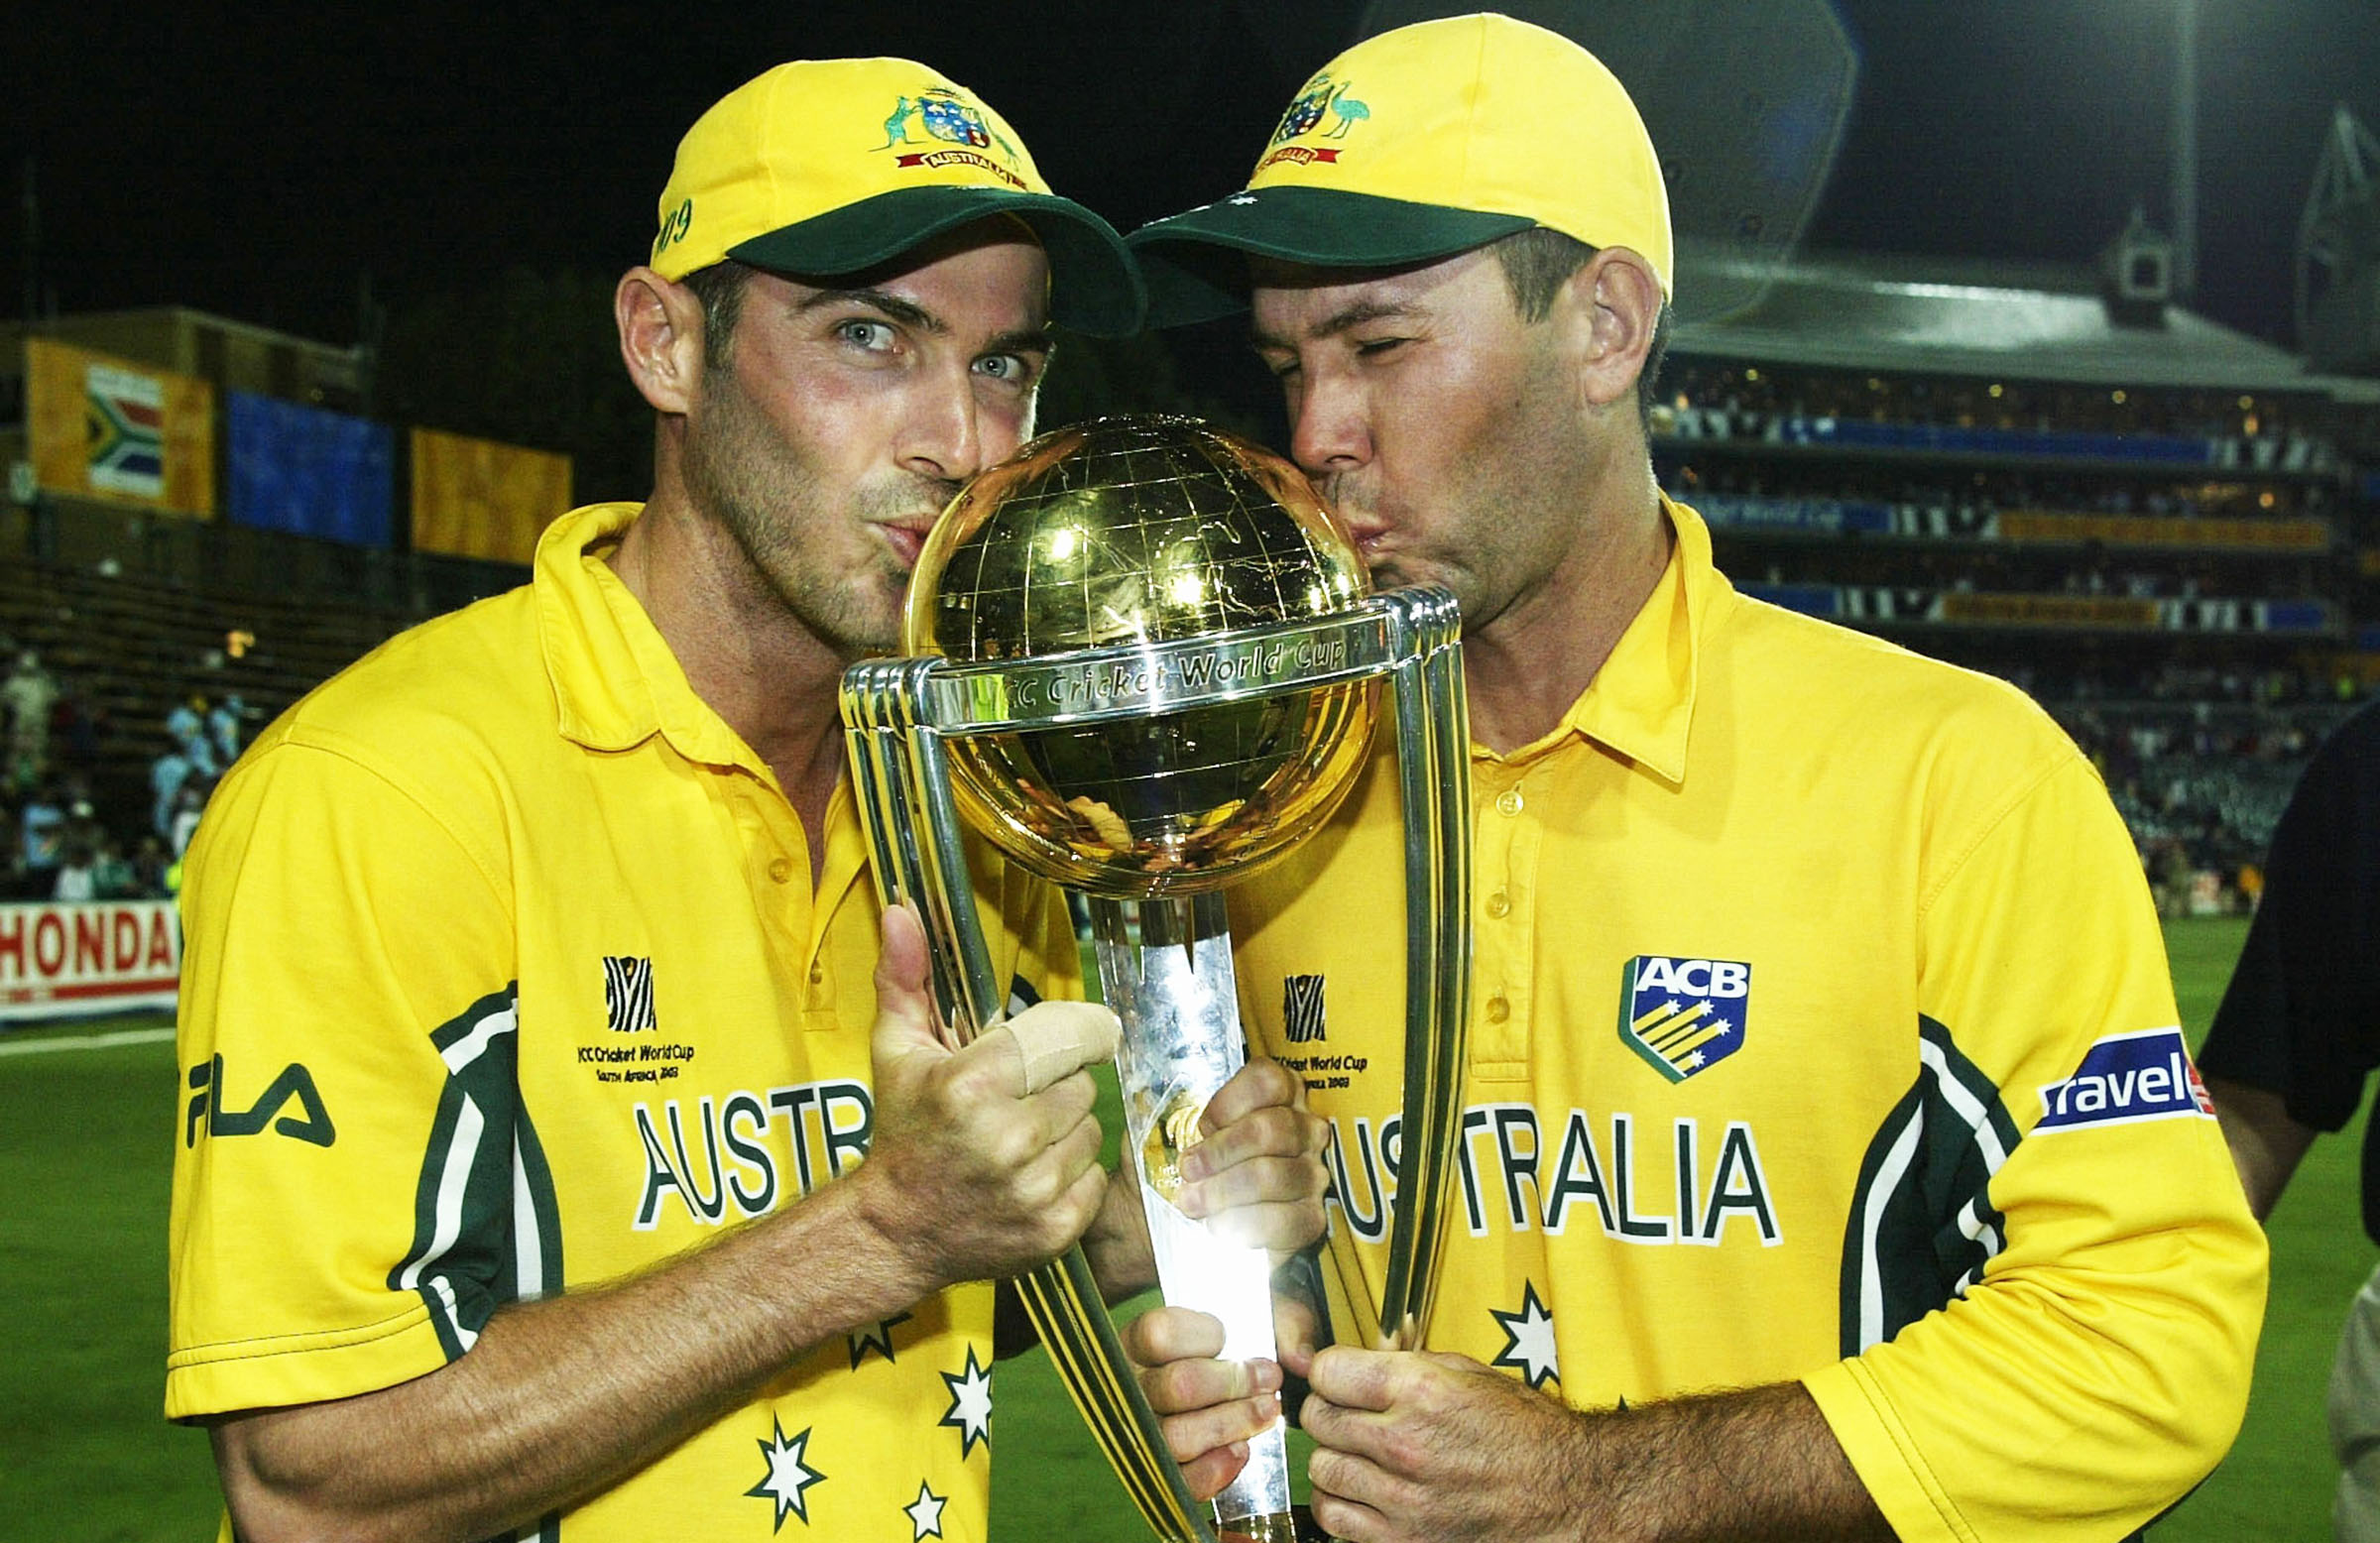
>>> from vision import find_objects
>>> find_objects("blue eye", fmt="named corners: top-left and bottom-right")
top-left (838, 319), bottom-right (896, 351)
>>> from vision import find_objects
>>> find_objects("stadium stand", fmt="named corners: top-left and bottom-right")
top-left (1655, 248), bottom-right (2380, 909)
top-left (0, 499), bottom-right (521, 889)
top-left (0, 307), bottom-right (543, 895)
top-left (5, 250), bottom-right (2378, 913)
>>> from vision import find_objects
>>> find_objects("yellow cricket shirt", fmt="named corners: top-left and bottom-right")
top-left (1230, 497), bottom-right (2266, 1542)
top-left (168, 503), bottom-right (1077, 1542)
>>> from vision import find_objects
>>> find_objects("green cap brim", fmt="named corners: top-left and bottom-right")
top-left (1127, 185), bottom-right (1535, 327)
top-left (729, 185), bottom-right (1146, 338)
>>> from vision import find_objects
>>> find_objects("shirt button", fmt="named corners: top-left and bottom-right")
top-left (768, 857), bottom-right (794, 884)
top-left (1495, 787), bottom-right (1524, 816)
top-left (808, 962), bottom-right (824, 985)
top-left (1485, 995), bottom-right (1511, 1023)
top-left (1485, 890), bottom-right (1511, 919)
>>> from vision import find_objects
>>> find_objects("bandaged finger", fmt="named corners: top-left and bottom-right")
top-left (1000, 1001), bottom-right (1121, 1094)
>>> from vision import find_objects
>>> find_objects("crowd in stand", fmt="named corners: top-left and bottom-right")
top-left (1, 642), bottom-right (244, 903)
top-left (2059, 705), bottom-right (2312, 917)
top-left (1731, 546), bottom-right (2329, 604)
top-left (1655, 360), bottom-right (2346, 472)
top-left (1667, 459), bottom-right (2339, 525)
top-left (2015, 663), bottom-right (2364, 915)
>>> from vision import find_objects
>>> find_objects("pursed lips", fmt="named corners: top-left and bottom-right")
top-left (875, 516), bottom-right (939, 568)
top-left (1313, 479), bottom-right (1388, 557)
top-left (1333, 508), bottom-right (1390, 560)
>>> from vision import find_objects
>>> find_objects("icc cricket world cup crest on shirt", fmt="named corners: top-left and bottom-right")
top-left (1619, 955), bottom-right (1751, 1082)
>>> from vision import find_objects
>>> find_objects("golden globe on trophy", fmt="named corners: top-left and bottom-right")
top-left (840, 415), bottom-right (1472, 1543)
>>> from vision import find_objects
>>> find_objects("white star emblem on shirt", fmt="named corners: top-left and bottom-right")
top-left (848, 1311), bottom-right (910, 1369)
top-left (1489, 1281), bottom-right (1561, 1390)
top-left (744, 1418), bottom-right (826, 1530)
top-left (904, 1479), bottom-right (948, 1539)
top-left (939, 1346), bottom-right (994, 1457)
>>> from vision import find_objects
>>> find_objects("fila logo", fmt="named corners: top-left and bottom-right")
top-left (184, 1054), bottom-right (335, 1147)
top-left (2036, 1028), bottom-right (2215, 1132)
top-left (1283, 974), bottom-right (1327, 1043)
top-left (604, 956), bottom-right (656, 1033)
top-left (1619, 955), bottom-right (1751, 1083)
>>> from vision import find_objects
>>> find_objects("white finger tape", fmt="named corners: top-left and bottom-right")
top-left (1003, 1002), bottom-right (1122, 1095)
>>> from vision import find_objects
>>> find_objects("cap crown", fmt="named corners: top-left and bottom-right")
top-left (1248, 13), bottom-right (1672, 294)
top-left (652, 58), bottom-right (1051, 280)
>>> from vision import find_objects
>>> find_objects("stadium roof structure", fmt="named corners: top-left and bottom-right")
top-left (1672, 244), bottom-right (2380, 400)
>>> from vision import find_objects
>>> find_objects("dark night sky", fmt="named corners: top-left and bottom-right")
top-left (12, 0), bottom-right (2380, 351)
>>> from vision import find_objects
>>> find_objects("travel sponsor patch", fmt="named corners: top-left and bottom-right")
top-left (1618, 955), bottom-right (1750, 1082)
top-left (2035, 1027), bottom-right (2215, 1132)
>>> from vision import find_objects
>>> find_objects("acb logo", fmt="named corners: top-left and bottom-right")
top-left (1619, 954), bottom-right (1753, 1084)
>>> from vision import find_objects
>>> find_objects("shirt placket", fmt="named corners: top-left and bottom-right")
top-left (727, 773), bottom-right (830, 1025)
top-left (1473, 761), bottom-right (1541, 1080)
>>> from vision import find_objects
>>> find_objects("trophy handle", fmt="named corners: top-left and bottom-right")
top-left (843, 658), bottom-right (1007, 1034)
top-left (841, 660), bottom-right (1222, 1543)
top-left (1377, 589), bottom-right (1473, 1351)
top-left (1016, 1249), bottom-right (1221, 1542)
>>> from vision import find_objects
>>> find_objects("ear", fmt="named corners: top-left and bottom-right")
top-left (1571, 247), bottom-right (1664, 415)
top-left (616, 266), bottom-right (707, 416)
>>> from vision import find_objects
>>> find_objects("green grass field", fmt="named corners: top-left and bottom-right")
top-left (1, 916), bottom-right (2356, 1539)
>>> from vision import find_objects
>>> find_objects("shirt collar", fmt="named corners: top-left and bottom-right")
top-left (536, 503), bottom-right (768, 772)
top-left (1519, 494), bottom-right (1725, 785)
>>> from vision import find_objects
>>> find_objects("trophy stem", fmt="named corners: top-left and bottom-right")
top-left (1216, 1511), bottom-right (1303, 1543)
top-left (1090, 894), bottom-right (1295, 1538)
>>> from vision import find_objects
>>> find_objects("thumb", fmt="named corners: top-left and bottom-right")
top-left (871, 901), bottom-right (949, 1072)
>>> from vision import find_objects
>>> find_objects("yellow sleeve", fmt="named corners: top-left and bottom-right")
top-left (1806, 752), bottom-right (2267, 1542)
top-left (167, 738), bottom-right (518, 1419)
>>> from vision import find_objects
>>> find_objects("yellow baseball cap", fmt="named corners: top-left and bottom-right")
top-left (1128, 13), bottom-right (1672, 325)
top-left (651, 58), bottom-right (1144, 336)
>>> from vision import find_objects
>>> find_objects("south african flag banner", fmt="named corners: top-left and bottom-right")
top-left (85, 363), bottom-right (167, 498)
top-left (26, 337), bottom-right (215, 514)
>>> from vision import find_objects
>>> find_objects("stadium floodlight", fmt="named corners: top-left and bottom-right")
top-left (2171, 0), bottom-right (2198, 300)
top-left (2297, 104), bottom-right (2380, 368)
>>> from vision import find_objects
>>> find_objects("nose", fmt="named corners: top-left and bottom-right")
top-left (1287, 370), bottom-right (1371, 481)
top-left (902, 364), bottom-right (992, 484)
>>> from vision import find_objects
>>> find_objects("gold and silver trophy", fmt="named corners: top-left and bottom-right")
top-left (841, 415), bottom-right (1471, 1543)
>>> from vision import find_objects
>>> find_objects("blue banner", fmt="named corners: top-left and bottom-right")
top-left (1689, 492), bottom-right (1894, 535)
top-left (2256, 600), bottom-right (2332, 635)
top-left (1738, 583), bottom-right (1842, 618)
top-left (228, 392), bottom-right (394, 547)
top-left (1769, 415), bottom-right (2214, 467)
